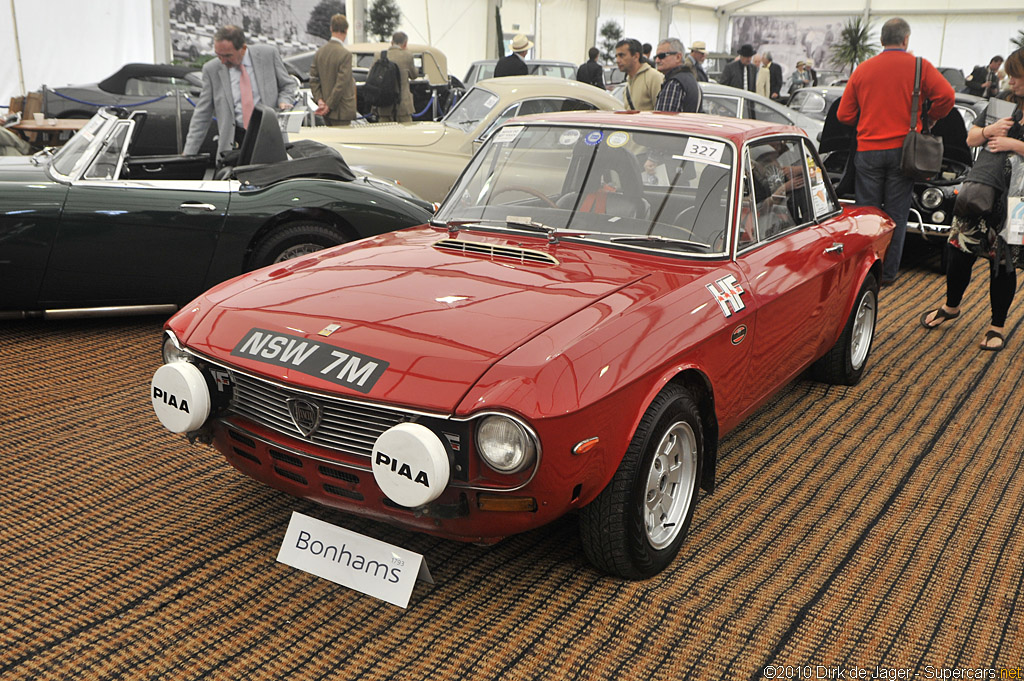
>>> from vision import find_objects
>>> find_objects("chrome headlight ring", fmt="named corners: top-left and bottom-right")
top-left (475, 413), bottom-right (539, 474)
top-left (921, 187), bottom-right (944, 210)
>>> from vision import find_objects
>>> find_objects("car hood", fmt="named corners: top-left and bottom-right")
top-left (0, 156), bottom-right (51, 181)
top-left (181, 227), bottom-right (654, 413)
top-left (295, 121), bottom-right (449, 149)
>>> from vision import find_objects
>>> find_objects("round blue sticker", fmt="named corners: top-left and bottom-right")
top-left (584, 131), bottom-right (604, 146)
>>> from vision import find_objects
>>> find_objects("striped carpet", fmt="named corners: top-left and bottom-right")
top-left (2, 241), bottom-right (1023, 680)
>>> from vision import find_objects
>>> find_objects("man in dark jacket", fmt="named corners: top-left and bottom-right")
top-left (654, 38), bottom-right (702, 113)
top-left (577, 47), bottom-right (605, 89)
top-left (965, 56), bottom-right (1004, 98)
top-left (494, 34), bottom-right (532, 78)
top-left (718, 44), bottom-right (757, 92)
top-left (686, 41), bottom-right (709, 82)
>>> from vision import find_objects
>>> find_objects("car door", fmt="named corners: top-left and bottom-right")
top-left (38, 117), bottom-right (229, 307)
top-left (732, 137), bottom-right (847, 407)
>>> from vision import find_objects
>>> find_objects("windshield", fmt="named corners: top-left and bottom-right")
top-left (443, 86), bottom-right (500, 133)
top-left (435, 124), bottom-right (736, 256)
top-left (50, 113), bottom-right (111, 177)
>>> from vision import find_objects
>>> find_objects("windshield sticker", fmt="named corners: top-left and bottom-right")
top-left (584, 131), bottom-right (604, 146)
top-left (682, 139), bottom-right (726, 164)
top-left (484, 95), bottom-right (499, 108)
top-left (492, 125), bottom-right (524, 145)
top-left (811, 184), bottom-right (830, 217)
top-left (606, 131), bottom-right (630, 148)
top-left (559, 129), bottom-right (581, 146)
top-left (231, 328), bottom-right (388, 394)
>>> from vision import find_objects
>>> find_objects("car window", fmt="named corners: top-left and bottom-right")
top-left (793, 91), bottom-right (826, 114)
top-left (443, 86), bottom-right (500, 133)
top-left (747, 100), bottom-right (793, 126)
top-left (479, 98), bottom-right (599, 140)
top-left (703, 95), bottom-right (740, 118)
top-left (745, 138), bottom-right (812, 241)
top-left (440, 125), bottom-right (736, 256)
top-left (51, 114), bottom-right (109, 178)
top-left (84, 121), bottom-right (132, 181)
top-left (125, 76), bottom-right (201, 97)
top-left (803, 139), bottom-right (839, 219)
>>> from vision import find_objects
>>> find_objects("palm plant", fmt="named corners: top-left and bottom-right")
top-left (1012, 30), bottom-right (1024, 50)
top-left (830, 16), bottom-right (879, 75)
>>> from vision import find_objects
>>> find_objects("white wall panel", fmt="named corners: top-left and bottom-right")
top-left (539, 0), bottom-right (588, 65)
top-left (669, 6), bottom-right (720, 52)
top-left (2, 0), bottom-right (153, 104)
top-left (598, 0), bottom-right (662, 48)
top-left (399, 0), bottom-right (488, 84)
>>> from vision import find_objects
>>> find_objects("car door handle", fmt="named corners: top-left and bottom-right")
top-left (824, 243), bottom-right (844, 254)
top-left (179, 202), bottom-right (217, 212)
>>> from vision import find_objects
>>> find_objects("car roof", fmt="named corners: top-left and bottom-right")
top-left (503, 110), bottom-right (804, 144)
top-left (472, 75), bottom-right (620, 104)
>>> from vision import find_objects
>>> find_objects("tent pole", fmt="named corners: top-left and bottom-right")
top-left (10, 0), bottom-right (27, 97)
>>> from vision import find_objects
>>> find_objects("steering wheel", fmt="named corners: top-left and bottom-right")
top-left (491, 185), bottom-right (559, 209)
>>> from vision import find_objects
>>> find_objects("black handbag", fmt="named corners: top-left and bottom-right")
top-left (901, 57), bottom-right (944, 181)
top-left (953, 181), bottom-right (998, 217)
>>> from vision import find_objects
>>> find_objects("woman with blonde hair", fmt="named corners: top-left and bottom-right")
top-left (919, 48), bottom-right (1024, 351)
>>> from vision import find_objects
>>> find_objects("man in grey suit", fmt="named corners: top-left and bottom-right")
top-left (183, 25), bottom-right (297, 157)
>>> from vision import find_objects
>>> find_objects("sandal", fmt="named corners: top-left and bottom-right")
top-left (919, 307), bottom-right (960, 330)
top-left (980, 330), bottom-right (1004, 352)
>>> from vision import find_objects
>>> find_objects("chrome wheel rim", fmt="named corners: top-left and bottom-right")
top-left (274, 243), bottom-right (323, 263)
top-left (850, 289), bottom-right (877, 371)
top-left (644, 421), bottom-right (698, 550)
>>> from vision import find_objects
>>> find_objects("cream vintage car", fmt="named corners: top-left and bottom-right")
top-left (294, 76), bottom-right (621, 202)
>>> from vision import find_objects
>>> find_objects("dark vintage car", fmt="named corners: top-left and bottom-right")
top-left (152, 111), bottom-right (894, 579)
top-left (0, 106), bottom-right (433, 320)
top-left (40, 63), bottom-right (217, 156)
top-left (815, 90), bottom-right (981, 259)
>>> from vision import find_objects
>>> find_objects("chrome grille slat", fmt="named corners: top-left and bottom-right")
top-left (227, 369), bottom-right (410, 457)
top-left (433, 238), bottom-right (559, 265)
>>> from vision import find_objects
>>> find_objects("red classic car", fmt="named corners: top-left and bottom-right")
top-left (152, 112), bottom-right (894, 579)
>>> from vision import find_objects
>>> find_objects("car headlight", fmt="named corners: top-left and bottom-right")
top-left (476, 415), bottom-right (537, 473)
top-left (921, 187), bottom-right (944, 209)
top-left (162, 332), bottom-right (191, 364)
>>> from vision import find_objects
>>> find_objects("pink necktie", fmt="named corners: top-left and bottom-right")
top-left (239, 64), bottom-right (254, 128)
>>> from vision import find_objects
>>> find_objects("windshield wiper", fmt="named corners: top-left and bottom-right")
top-left (609, 235), bottom-right (710, 252)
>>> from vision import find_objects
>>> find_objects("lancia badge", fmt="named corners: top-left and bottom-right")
top-left (287, 397), bottom-right (323, 438)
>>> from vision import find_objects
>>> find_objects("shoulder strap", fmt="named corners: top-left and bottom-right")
top-left (625, 85), bottom-right (635, 110)
top-left (909, 57), bottom-right (922, 132)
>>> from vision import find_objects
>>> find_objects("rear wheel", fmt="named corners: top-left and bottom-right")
top-left (580, 384), bottom-right (702, 579)
top-left (248, 221), bottom-right (347, 269)
top-left (813, 273), bottom-right (878, 385)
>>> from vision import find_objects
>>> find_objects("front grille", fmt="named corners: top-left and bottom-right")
top-left (228, 371), bottom-right (410, 458)
top-left (433, 238), bottom-right (559, 265)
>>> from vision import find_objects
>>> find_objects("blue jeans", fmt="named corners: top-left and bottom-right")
top-left (854, 148), bottom-right (915, 281)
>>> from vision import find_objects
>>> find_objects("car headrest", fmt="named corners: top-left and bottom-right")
top-left (238, 104), bottom-right (287, 167)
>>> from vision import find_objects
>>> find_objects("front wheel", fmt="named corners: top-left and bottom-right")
top-left (248, 221), bottom-right (347, 270)
top-left (813, 273), bottom-right (878, 385)
top-left (579, 384), bottom-right (703, 579)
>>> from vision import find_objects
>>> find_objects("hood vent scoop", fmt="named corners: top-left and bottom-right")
top-left (432, 238), bottom-right (559, 266)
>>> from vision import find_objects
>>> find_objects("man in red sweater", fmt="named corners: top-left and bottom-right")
top-left (837, 17), bottom-right (954, 285)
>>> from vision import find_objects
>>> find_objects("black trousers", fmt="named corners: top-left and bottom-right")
top-left (945, 244), bottom-right (1017, 326)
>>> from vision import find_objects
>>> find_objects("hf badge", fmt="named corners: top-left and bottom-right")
top-left (705, 275), bottom-right (746, 317)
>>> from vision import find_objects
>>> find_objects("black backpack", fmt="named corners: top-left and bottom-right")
top-left (363, 50), bottom-right (401, 108)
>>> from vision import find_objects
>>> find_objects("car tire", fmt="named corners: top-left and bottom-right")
top-left (579, 384), bottom-right (702, 580)
top-left (248, 222), bottom-right (347, 270)
top-left (812, 272), bottom-right (878, 385)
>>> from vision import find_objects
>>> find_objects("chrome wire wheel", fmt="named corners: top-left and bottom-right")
top-left (273, 243), bottom-right (325, 263)
top-left (850, 289), bottom-right (877, 371)
top-left (644, 420), bottom-right (698, 550)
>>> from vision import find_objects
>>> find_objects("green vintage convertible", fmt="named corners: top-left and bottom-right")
top-left (0, 106), bottom-right (434, 320)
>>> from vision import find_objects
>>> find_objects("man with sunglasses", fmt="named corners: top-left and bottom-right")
top-left (654, 38), bottom-right (703, 113)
